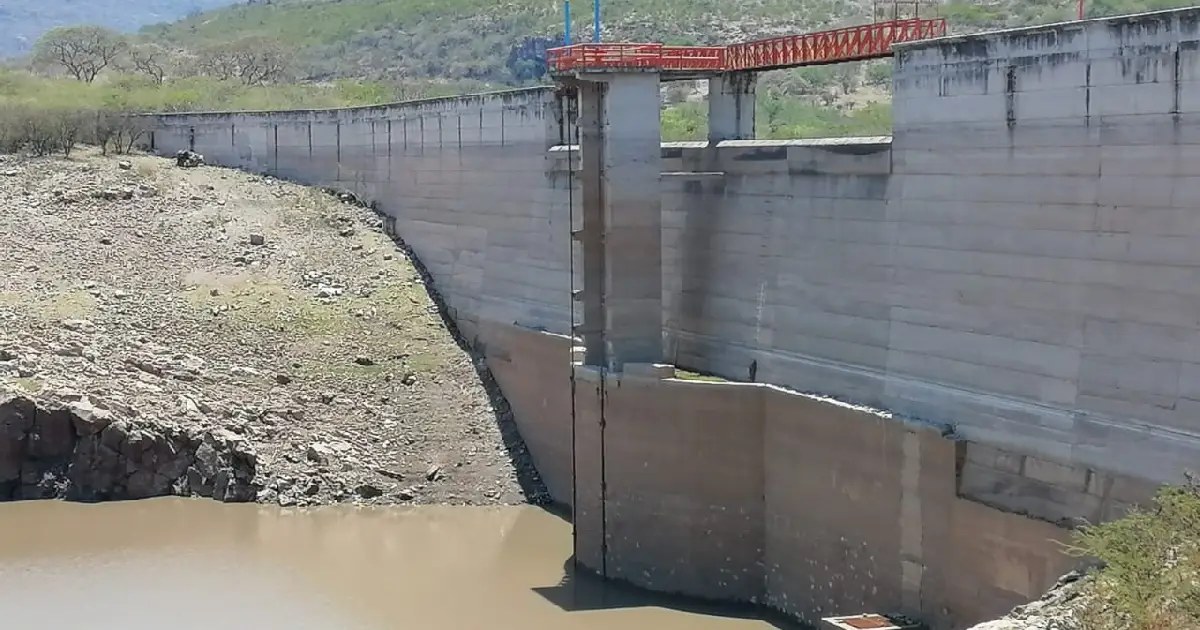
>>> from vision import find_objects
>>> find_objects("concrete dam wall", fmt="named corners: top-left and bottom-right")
top-left (148, 8), bottom-right (1200, 629)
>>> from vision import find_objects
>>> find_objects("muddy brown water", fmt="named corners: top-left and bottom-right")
top-left (0, 500), bottom-right (791, 629)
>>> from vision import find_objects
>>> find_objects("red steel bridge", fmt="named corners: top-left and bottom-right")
top-left (546, 17), bottom-right (948, 75)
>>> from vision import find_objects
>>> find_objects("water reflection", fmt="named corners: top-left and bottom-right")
top-left (0, 499), bottom-right (793, 629)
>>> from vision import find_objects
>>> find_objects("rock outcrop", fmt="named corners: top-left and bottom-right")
top-left (0, 393), bottom-right (257, 502)
top-left (967, 570), bottom-right (1089, 630)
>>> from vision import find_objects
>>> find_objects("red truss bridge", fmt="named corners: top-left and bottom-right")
top-left (546, 17), bottom-right (948, 75)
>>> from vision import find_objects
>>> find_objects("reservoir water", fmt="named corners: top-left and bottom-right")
top-left (0, 499), bottom-right (788, 629)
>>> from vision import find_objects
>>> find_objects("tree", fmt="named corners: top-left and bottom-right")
top-left (663, 83), bottom-right (692, 106)
top-left (198, 36), bottom-right (289, 86)
top-left (33, 26), bottom-right (127, 83)
top-left (795, 66), bottom-right (836, 94)
top-left (127, 43), bottom-right (171, 85)
top-left (834, 63), bottom-right (860, 95)
top-left (759, 97), bottom-right (784, 137)
top-left (865, 62), bottom-right (893, 89)
top-left (1068, 478), bottom-right (1200, 630)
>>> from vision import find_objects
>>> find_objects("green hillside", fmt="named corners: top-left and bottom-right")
top-left (7, 0), bottom-right (1197, 149)
top-left (141, 0), bottom-right (1197, 84)
top-left (141, 0), bottom-right (849, 81)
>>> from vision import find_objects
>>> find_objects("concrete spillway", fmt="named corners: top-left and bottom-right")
top-left (145, 8), bottom-right (1200, 629)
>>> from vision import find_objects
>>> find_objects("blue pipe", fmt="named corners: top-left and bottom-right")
top-left (564, 0), bottom-right (571, 45)
top-left (593, 0), bottom-right (600, 42)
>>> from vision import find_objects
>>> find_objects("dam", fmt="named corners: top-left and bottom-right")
top-left (141, 8), bottom-right (1200, 629)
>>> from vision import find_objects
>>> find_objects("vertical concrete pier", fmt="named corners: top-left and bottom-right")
top-left (576, 80), bottom-right (607, 366)
top-left (575, 72), bottom-right (663, 370)
top-left (708, 72), bottom-right (757, 142)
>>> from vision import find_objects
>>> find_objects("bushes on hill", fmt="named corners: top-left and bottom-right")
top-left (0, 104), bottom-right (154, 157)
top-left (1068, 478), bottom-right (1200, 630)
top-left (0, 69), bottom-right (493, 157)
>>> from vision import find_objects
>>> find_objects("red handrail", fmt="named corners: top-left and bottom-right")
top-left (546, 17), bottom-right (948, 74)
top-left (725, 18), bottom-right (947, 71)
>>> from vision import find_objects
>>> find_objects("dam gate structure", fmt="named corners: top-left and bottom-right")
top-left (147, 7), bottom-right (1200, 629)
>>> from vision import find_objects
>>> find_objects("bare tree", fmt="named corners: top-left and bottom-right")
top-left (834, 63), bottom-right (860, 96)
top-left (93, 112), bottom-right (151, 155)
top-left (33, 26), bottom-right (127, 83)
top-left (127, 43), bottom-right (171, 84)
top-left (198, 36), bottom-right (289, 85)
top-left (197, 43), bottom-right (239, 81)
top-left (169, 50), bottom-right (204, 79)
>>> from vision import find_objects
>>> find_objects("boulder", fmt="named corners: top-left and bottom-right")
top-left (174, 150), bottom-right (205, 168)
top-left (0, 394), bottom-right (258, 503)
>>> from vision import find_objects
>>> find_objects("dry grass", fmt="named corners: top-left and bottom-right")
top-left (134, 160), bottom-right (157, 178)
top-left (0, 288), bottom-right (99, 322)
top-left (673, 368), bottom-right (730, 382)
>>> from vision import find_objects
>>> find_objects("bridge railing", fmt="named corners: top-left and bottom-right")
top-left (546, 17), bottom-right (948, 74)
top-left (724, 17), bottom-right (948, 71)
top-left (547, 43), bottom-right (726, 72)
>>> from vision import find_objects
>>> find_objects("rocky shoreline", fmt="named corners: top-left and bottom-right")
top-left (0, 393), bottom-right (256, 502)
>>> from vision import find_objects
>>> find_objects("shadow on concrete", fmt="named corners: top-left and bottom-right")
top-left (331, 189), bottom-right (553, 506)
top-left (536, 500), bottom-right (573, 522)
top-left (533, 557), bottom-right (806, 629)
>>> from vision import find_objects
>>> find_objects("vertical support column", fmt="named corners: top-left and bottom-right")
top-left (577, 80), bottom-right (607, 367)
top-left (600, 73), bottom-right (663, 370)
top-left (708, 72), bottom-right (758, 143)
top-left (570, 71), bottom-right (662, 584)
top-left (575, 72), bottom-right (664, 371)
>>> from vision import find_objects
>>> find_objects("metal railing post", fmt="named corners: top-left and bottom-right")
top-left (593, 0), bottom-right (601, 42)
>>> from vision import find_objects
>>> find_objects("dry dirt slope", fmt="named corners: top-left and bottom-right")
top-left (0, 148), bottom-right (547, 507)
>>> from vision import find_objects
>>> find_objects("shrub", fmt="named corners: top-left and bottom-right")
top-left (0, 105), bottom-right (87, 157)
top-left (0, 68), bottom-right (505, 158)
top-left (865, 62), bottom-right (893, 88)
top-left (1068, 477), bottom-right (1200, 630)
top-left (94, 112), bottom-right (152, 155)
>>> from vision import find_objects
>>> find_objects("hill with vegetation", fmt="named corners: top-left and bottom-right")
top-left (0, 0), bottom-right (238, 57)
top-left (5, 0), bottom-right (1200, 146)
top-left (139, 0), bottom-right (1198, 84)
top-left (121, 0), bottom-right (1200, 139)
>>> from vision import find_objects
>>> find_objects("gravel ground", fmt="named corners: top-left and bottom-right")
top-left (0, 148), bottom-right (547, 507)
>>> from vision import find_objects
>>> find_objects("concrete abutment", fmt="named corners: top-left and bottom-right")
top-left (143, 8), bottom-right (1200, 629)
